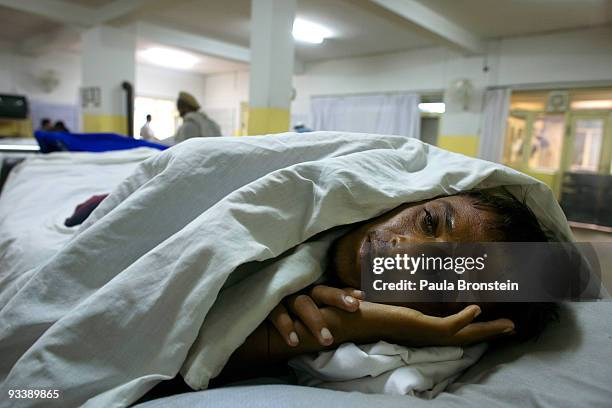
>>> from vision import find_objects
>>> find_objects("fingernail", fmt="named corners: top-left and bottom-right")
top-left (344, 295), bottom-right (357, 305)
top-left (320, 328), bottom-right (333, 344)
top-left (473, 306), bottom-right (481, 318)
top-left (288, 331), bottom-right (299, 346)
top-left (503, 325), bottom-right (515, 334)
top-left (353, 290), bottom-right (365, 299)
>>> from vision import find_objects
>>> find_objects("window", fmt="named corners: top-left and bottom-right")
top-left (528, 114), bottom-right (564, 171)
top-left (134, 96), bottom-right (179, 140)
top-left (570, 118), bottom-right (604, 172)
top-left (503, 114), bottom-right (527, 166)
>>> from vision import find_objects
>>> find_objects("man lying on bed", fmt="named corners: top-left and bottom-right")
top-left (208, 188), bottom-right (557, 384)
top-left (66, 183), bottom-right (555, 396)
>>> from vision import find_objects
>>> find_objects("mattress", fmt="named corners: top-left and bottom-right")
top-left (137, 301), bottom-right (612, 407)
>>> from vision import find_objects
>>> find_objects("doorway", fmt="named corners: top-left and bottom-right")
top-left (503, 87), bottom-right (612, 228)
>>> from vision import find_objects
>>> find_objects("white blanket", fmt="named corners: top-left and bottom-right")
top-left (289, 342), bottom-right (487, 397)
top-left (0, 132), bottom-right (571, 408)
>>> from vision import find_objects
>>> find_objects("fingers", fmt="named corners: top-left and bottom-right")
top-left (442, 305), bottom-right (483, 334)
top-left (404, 305), bottom-right (515, 346)
top-left (287, 294), bottom-right (334, 346)
top-left (268, 303), bottom-right (300, 347)
top-left (347, 288), bottom-right (365, 300)
top-left (309, 285), bottom-right (363, 312)
top-left (448, 318), bottom-right (516, 345)
top-left (410, 304), bottom-right (482, 336)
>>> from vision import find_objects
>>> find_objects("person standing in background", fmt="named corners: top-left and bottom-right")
top-left (174, 91), bottom-right (222, 143)
top-left (140, 114), bottom-right (156, 141)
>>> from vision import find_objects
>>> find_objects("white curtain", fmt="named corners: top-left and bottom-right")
top-left (311, 93), bottom-right (420, 138)
top-left (479, 88), bottom-right (511, 162)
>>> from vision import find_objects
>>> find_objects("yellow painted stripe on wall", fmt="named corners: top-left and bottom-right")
top-left (437, 135), bottom-right (480, 158)
top-left (0, 119), bottom-right (32, 138)
top-left (246, 108), bottom-right (290, 135)
top-left (83, 114), bottom-right (127, 135)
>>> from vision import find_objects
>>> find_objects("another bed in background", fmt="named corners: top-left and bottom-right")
top-left (0, 147), bottom-right (159, 293)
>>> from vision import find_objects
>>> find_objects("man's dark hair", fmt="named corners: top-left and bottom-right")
top-left (146, 114), bottom-right (152, 121)
top-left (461, 188), bottom-right (549, 242)
top-left (41, 118), bottom-right (51, 127)
top-left (461, 188), bottom-right (558, 341)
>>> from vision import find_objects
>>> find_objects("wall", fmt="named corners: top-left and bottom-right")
top-left (0, 50), bottom-right (81, 105)
top-left (199, 25), bottom-right (612, 151)
top-left (81, 26), bottom-right (136, 134)
top-left (292, 26), bottom-right (612, 155)
top-left (0, 49), bottom-right (81, 136)
top-left (200, 71), bottom-right (249, 135)
top-left (496, 26), bottom-right (612, 86)
top-left (0, 47), bottom-right (208, 134)
top-left (136, 64), bottom-right (207, 104)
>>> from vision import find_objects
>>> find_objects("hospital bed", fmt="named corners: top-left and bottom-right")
top-left (0, 147), bottom-right (158, 290)
top-left (0, 146), bottom-right (611, 408)
top-left (139, 300), bottom-right (612, 407)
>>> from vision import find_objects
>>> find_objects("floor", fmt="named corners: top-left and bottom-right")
top-left (571, 227), bottom-right (612, 242)
top-left (571, 227), bottom-right (612, 296)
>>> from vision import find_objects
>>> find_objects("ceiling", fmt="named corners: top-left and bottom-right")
top-left (63, 0), bottom-right (117, 8)
top-left (131, 0), bottom-right (612, 61)
top-left (139, 0), bottom-right (437, 61)
top-left (421, 0), bottom-right (612, 38)
top-left (137, 40), bottom-right (248, 74)
top-left (0, 6), bottom-right (61, 43)
top-left (1, 0), bottom-right (611, 71)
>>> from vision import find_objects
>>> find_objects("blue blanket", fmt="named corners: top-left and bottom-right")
top-left (34, 131), bottom-right (168, 153)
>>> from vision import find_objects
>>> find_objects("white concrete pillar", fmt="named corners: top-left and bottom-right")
top-left (81, 26), bottom-right (135, 135)
top-left (247, 0), bottom-right (296, 135)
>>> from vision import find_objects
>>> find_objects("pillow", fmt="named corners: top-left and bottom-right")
top-left (34, 130), bottom-right (168, 153)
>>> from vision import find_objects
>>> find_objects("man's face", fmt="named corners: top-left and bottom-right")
top-left (177, 101), bottom-right (191, 117)
top-left (332, 195), bottom-right (500, 290)
top-left (177, 103), bottom-right (186, 117)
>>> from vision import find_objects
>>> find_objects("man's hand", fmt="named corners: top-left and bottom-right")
top-left (331, 301), bottom-right (516, 347)
top-left (267, 285), bottom-right (364, 347)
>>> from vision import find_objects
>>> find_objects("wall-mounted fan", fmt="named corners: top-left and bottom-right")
top-left (448, 78), bottom-right (474, 111)
top-left (38, 69), bottom-right (60, 93)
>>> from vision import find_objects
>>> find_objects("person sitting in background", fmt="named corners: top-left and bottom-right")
top-left (174, 91), bottom-right (222, 143)
top-left (38, 118), bottom-right (53, 132)
top-left (53, 121), bottom-right (70, 133)
top-left (140, 114), bottom-right (156, 141)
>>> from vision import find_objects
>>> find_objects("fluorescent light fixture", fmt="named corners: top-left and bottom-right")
top-left (139, 47), bottom-right (199, 70)
top-left (0, 144), bottom-right (40, 151)
top-left (292, 18), bottom-right (332, 44)
top-left (570, 100), bottom-right (612, 110)
top-left (418, 102), bottom-right (445, 114)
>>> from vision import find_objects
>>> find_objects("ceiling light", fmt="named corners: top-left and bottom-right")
top-left (292, 18), bottom-right (332, 44)
top-left (570, 100), bottom-right (612, 110)
top-left (139, 47), bottom-right (199, 70)
top-left (418, 102), bottom-right (445, 114)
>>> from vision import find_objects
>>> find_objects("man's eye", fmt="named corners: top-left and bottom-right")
top-left (423, 208), bottom-right (436, 235)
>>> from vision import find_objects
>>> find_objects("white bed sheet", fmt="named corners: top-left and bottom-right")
top-left (0, 148), bottom-right (158, 291)
top-left (136, 301), bottom-right (612, 408)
